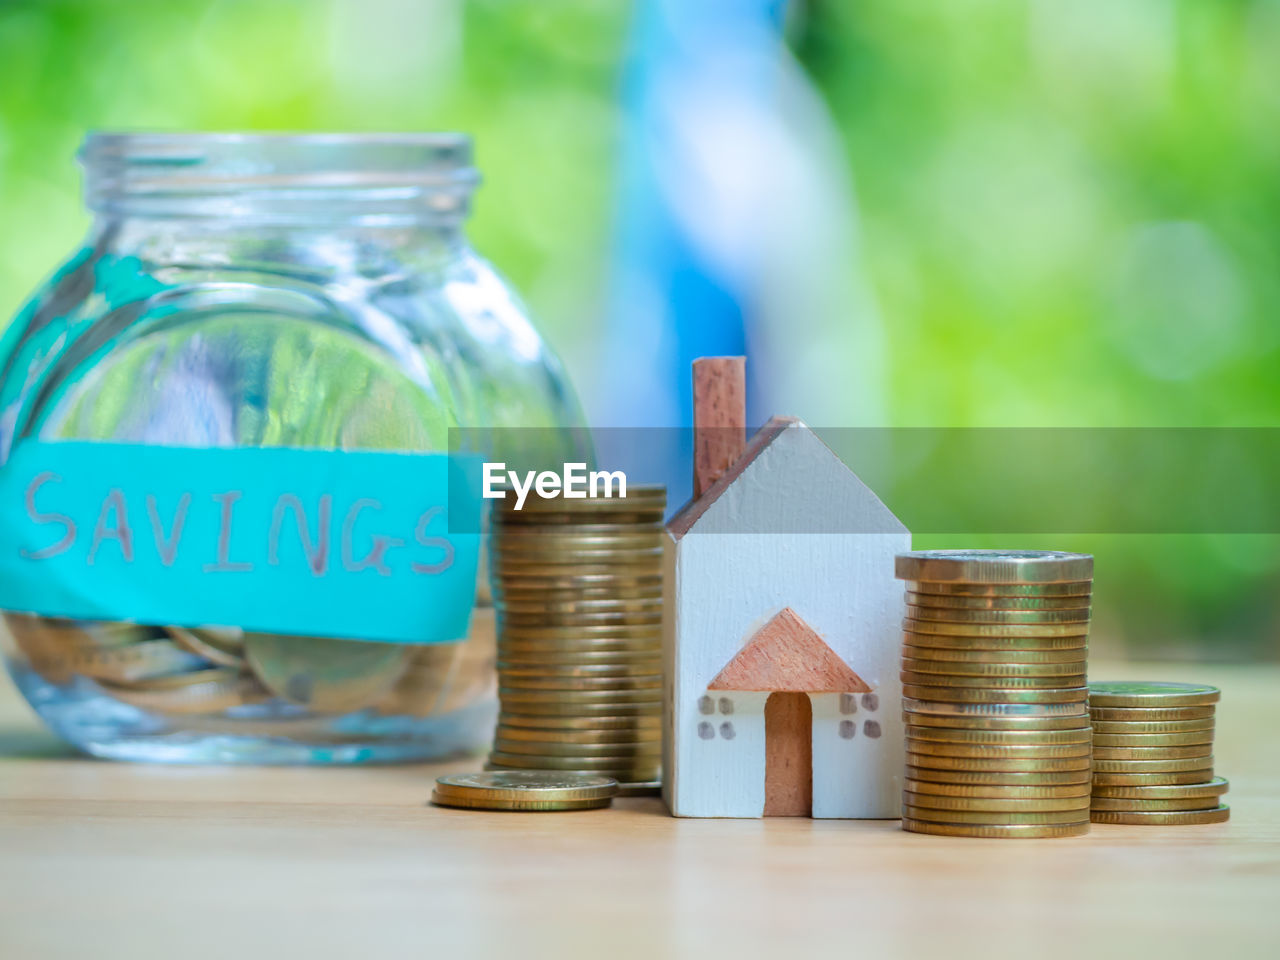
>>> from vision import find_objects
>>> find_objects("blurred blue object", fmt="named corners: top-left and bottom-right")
top-left (597, 0), bottom-right (791, 509)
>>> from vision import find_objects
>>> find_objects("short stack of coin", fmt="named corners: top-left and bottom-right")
top-left (894, 550), bottom-right (1094, 839)
top-left (1089, 681), bottom-right (1229, 824)
top-left (487, 485), bottom-right (666, 787)
top-left (432, 771), bottom-right (619, 812)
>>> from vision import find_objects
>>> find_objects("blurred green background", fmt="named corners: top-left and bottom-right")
top-left (0, 0), bottom-right (1277, 660)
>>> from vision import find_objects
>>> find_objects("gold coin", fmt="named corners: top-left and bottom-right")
top-left (1090, 805), bottom-right (1229, 825)
top-left (373, 644), bottom-right (461, 717)
top-left (902, 804), bottom-right (1089, 825)
top-left (906, 766), bottom-right (1091, 786)
top-left (1091, 769), bottom-right (1214, 786)
top-left (903, 631), bottom-right (1088, 651)
top-left (496, 654), bottom-right (663, 671)
top-left (499, 712), bottom-right (661, 730)
top-left (495, 577), bottom-right (664, 596)
top-left (902, 684), bottom-right (1088, 704)
top-left (1090, 718), bottom-right (1214, 734)
top-left (499, 675), bottom-right (662, 692)
top-left (905, 604), bottom-right (1091, 625)
top-left (904, 709), bottom-right (1089, 730)
top-left (1091, 731), bottom-right (1213, 747)
top-left (496, 725), bottom-right (659, 744)
top-left (901, 672), bottom-right (1087, 690)
top-left (494, 550), bottom-right (666, 570)
top-left (499, 624), bottom-right (661, 641)
top-left (906, 753), bottom-right (1091, 773)
top-left (498, 642), bottom-right (662, 659)
top-left (902, 657), bottom-right (1086, 677)
top-left (1089, 796), bottom-right (1226, 812)
top-left (430, 792), bottom-right (612, 812)
top-left (493, 738), bottom-right (661, 758)
top-left (901, 660), bottom-right (1080, 680)
top-left (902, 818), bottom-right (1090, 838)
top-left (895, 550), bottom-right (1093, 584)
top-left (499, 613), bottom-right (664, 630)
top-left (496, 660), bottom-right (665, 675)
top-left (243, 634), bottom-right (409, 712)
top-left (433, 771), bottom-right (618, 803)
top-left (1087, 681), bottom-right (1221, 709)
top-left (903, 697), bottom-right (1089, 718)
top-left (903, 619), bottom-right (1090, 639)
top-left (904, 591), bottom-right (1092, 611)
top-left (906, 724), bottom-right (1091, 745)
top-left (905, 779), bottom-right (1091, 800)
top-left (1089, 777), bottom-right (1228, 800)
top-left (497, 701), bottom-right (661, 717)
top-left (164, 626), bottom-right (246, 669)
top-left (486, 763), bottom-right (663, 783)
top-left (907, 740), bottom-right (1091, 760)
top-left (901, 742), bottom-right (1090, 762)
top-left (497, 660), bottom-right (661, 678)
top-left (493, 560), bottom-right (664, 579)
top-left (494, 520), bottom-right (663, 535)
top-left (495, 529), bottom-right (662, 547)
top-left (1091, 744), bottom-right (1213, 760)
top-left (903, 644), bottom-right (1088, 664)
top-left (907, 580), bottom-right (1092, 598)
top-left (1091, 754), bottom-right (1212, 773)
top-left (497, 598), bottom-right (663, 616)
top-left (28, 639), bottom-right (206, 686)
top-left (1089, 706), bottom-right (1215, 722)
top-left (487, 751), bottom-right (657, 771)
top-left (4, 614), bottom-right (153, 673)
top-left (102, 669), bottom-right (270, 714)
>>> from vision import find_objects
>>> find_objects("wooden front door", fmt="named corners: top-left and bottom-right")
top-left (763, 692), bottom-right (813, 817)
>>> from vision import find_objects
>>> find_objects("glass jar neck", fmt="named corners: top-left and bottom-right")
top-left (80, 133), bottom-right (479, 228)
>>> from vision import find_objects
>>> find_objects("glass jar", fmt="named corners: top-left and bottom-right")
top-left (0, 133), bottom-right (584, 763)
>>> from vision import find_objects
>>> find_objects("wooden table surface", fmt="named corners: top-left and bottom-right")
top-left (1, 660), bottom-right (1277, 960)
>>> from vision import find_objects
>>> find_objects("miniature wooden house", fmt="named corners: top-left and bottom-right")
top-left (663, 358), bottom-right (909, 819)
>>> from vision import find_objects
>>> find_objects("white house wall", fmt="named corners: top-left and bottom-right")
top-left (665, 530), bottom-right (907, 818)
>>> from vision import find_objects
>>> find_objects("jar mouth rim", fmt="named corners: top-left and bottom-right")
top-left (79, 131), bottom-right (479, 222)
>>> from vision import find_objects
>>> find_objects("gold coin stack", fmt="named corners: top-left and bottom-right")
top-left (487, 485), bottom-right (666, 786)
top-left (894, 550), bottom-right (1095, 839)
top-left (1089, 681), bottom-right (1229, 824)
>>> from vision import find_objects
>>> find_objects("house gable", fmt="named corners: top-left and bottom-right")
top-left (708, 607), bottom-right (872, 693)
top-left (667, 418), bottom-right (907, 539)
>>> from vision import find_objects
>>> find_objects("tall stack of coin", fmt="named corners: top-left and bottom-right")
top-left (1089, 681), bottom-right (1229, 824)
top-left (894, 550), bottom-right (1094, 839)
top-left (487, 485), bottom-right (666, 786)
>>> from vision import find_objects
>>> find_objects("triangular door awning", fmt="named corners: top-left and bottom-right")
top-left (708, 607), bottom-right (871, 693)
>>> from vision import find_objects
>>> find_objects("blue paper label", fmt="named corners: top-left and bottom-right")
top-left (0, 441), bottom-right (482, 644)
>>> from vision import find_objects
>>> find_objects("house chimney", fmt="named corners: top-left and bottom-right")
top-left (692, 356), bottom-right (747, 498)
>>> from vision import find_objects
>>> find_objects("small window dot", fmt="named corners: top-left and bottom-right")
top-left (718, 697), bottom-right (734, 715)
top-left (720, 722), bottom-right (736, 740)
top-left (839, 693), bottom-right (858, 715)
top-left (863, 720), bottom-right (882, 738)
top-left (838, 720), bottom-right (856, 739)
top-left (698, 695), bottom-right (714, 715)
top-left (861, 693), bottom-right (879, 712)
top-left (697, 721), bottom-right (715, 739)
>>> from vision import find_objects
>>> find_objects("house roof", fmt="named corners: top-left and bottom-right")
top-left (667, 416), bottom-right (797, 539)
top-left (707, 607), bottom-right (871, 693)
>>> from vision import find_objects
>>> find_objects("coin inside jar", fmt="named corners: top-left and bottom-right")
top-left (244, 633), bottom-right (409, 712)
